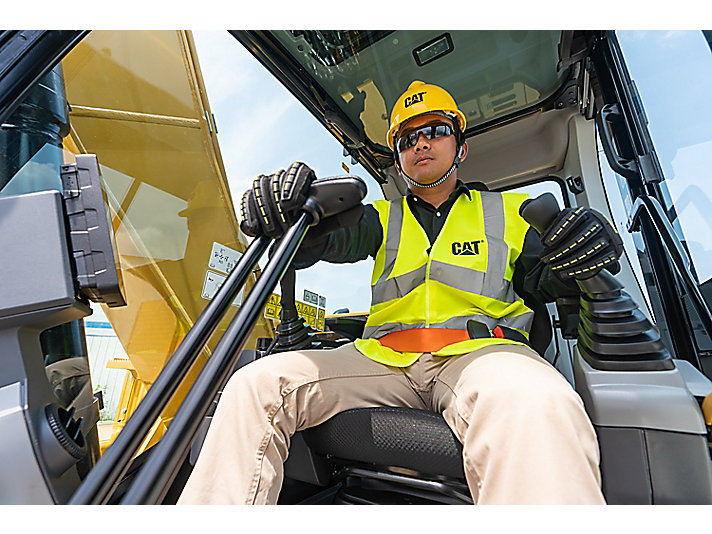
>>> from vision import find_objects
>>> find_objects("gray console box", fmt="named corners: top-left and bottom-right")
top-left (573, 347), bottom-right (712, 504)
top-left (0, 190), bottom-right (79, 324)
top-left (574, 351), bottom-right (708, 434)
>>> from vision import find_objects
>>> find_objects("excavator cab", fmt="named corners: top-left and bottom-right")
top-left (1, 30), bottom-right (712, 504)
top-left (227, 30), bottom-right (712, 504)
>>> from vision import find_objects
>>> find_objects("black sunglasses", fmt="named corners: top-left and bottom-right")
top-left (395, 121), bottom-right (454, 152)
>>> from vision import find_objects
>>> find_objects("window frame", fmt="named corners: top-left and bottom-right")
top-left (493, 175), bottom-right (570, 209)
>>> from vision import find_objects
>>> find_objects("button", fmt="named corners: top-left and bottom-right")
top-left (436, 211), bottom-right (441, 217)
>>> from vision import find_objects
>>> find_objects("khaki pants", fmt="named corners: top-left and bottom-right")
top-left (178, 342), bottom-right (605, 505)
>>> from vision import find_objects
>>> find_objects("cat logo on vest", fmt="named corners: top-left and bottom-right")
top-left (451, 240), bottom-right (483, 256)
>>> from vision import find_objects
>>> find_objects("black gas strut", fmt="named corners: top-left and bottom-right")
top-left (69, 233), bottom-right (270, 504)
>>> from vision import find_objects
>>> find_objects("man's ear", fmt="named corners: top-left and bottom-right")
top-left (459, 141), bottom-right (468, 162)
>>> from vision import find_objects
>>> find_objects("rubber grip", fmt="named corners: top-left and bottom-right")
top-left (519, 192), bottom-right (562, 235)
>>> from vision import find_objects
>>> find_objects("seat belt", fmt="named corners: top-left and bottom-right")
top-left (378, 328), bottom-right (470, 352)
top-left (467, 319), bottom-right (530, 345)
top-left (377, 321), bottom-right (530, 353)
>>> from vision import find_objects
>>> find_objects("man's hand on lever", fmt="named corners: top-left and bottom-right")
top-left (539, 205), bottom-right (624, 280)
top-left (239, 162), bottom-right (365, 268)
top-left (521, 193), bottom-right (624, 281)
top-left (240, 161), bottom-right (316, 239)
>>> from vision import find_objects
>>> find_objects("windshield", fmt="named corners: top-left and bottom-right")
top-left (272, 30), bottom-right (569, 149)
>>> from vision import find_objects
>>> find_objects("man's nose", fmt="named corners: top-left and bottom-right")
top-left (414, 133), bottom-right (430, 151)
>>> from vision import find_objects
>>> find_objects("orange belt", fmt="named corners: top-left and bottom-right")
top-left (377, 328), bottom-right (471, 353)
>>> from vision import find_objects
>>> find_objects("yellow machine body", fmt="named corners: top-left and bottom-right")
top-left (59, 31), bottom-right (276, 453)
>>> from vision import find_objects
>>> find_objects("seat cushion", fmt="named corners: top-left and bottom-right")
top-left (300, 407), bottom-right (465, 479)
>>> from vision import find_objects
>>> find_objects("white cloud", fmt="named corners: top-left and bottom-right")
top-left (662, 31), bottom-right (690, 41)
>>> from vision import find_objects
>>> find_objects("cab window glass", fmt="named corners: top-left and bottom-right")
top-left (617, 31), bottom-right (712, 284)
top-left (272, 30), bottom-right (569, 149)
top-left (0, 31), bottom-right (279, 452)
top-left (498, 178), bottom-right (566, 207)
top-left (193, 31), bottom-right (383, 316)
top-left (596, 134), bottom-right (653, 313)
top-left (616, 30), bottom-right (712, 357)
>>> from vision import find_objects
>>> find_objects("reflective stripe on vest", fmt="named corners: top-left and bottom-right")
top-left (356, 190), bottom-right (534, 366)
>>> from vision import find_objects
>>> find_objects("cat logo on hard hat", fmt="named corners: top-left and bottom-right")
top-left (404, 92), bottom-right (426, 108)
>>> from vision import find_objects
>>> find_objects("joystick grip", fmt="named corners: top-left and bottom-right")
top-left (519, 192), bottom-right (562, 235)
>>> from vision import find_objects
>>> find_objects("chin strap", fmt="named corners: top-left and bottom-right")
top-left (399, 149), bottom-right (462, 189)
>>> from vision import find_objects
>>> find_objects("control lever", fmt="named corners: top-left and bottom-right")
top-left (269, 175), bottom-right (367, 354)
top-left (302, 175), bottom-right (367, 226)
top-left (273, 267), bottom-right (315, 353)
top-left (519, 193), bottom-right (672, 371)
top-left (519, 193), bottom-right (622, 294)
top-left (518, 192), bottom-right (561, 235)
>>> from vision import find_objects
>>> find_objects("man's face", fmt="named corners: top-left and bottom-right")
top-left (395, 113), bottom-right (458, 185)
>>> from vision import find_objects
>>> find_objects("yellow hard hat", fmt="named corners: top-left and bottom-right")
top-left (387, 81), bottom-right (467, 150)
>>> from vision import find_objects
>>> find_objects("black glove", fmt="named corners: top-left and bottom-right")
top-left (240, 161), bottom-right (316, 238)
top-left (539, 206), bottom-right (624, 280)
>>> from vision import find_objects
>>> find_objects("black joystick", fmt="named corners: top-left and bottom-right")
top-left (519, 192), bottom-right (562, 236)
top-left (519, 193), bottom-right (673, 371)
top-left (273, 267), bottom-right (316, 353)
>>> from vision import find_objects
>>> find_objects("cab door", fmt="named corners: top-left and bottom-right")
top-left (590, 30), bottom-right (712, 378)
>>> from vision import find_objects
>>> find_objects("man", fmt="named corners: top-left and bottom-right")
top-left (179, 81), bottom-right (622, 505)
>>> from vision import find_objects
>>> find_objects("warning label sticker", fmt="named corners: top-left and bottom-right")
top-left (303, 289), bottom-right (319, 305)
top-left (201, 270), bottom-right (245, 307)
top-left (209, 242), bottom-right (242, 275)
top-left (264, 293), bottom-right (326, 331)
top-left (201, 242), bottom-right (246, 307)
top-left (264, 293), bottom-right (281, 321)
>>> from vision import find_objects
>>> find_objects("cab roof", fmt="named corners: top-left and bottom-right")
top-left (234, 30), bottom-right (577, 189)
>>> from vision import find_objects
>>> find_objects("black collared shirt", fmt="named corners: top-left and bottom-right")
top-left (295, 180), bottom-right (578, 304)
top-left (406, 180), bottom-right (473, 246)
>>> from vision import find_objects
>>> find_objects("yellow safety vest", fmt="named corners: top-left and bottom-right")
top-left (354, 190), bottom-right (534, 367)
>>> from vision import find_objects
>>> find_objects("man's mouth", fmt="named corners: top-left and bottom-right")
top-left (415, 156), bottom-right (433, 165)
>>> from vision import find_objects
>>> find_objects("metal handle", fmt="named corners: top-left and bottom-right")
top-left (596, 103), bottom-right (639, 180)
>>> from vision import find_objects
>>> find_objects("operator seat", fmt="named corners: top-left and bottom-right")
top-left (288, 307), bottom-right (553, 504)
